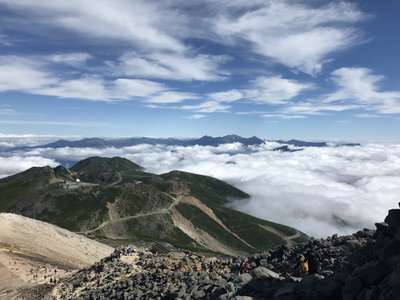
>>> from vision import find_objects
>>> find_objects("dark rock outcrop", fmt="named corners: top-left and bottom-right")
top-left (53, 205), bottom-right (400, 300)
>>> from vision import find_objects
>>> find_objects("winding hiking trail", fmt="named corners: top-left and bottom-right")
top-left (81, 193), bottom-right (182, 235)
top-left (78, 182), bottom-right (301, 253)
top-left (258, 224), bottom-right (301, 248)
top-left (105, 172), bottom-right (123, 188)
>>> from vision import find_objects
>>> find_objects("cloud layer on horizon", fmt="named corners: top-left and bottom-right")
top-left (1, 140), bottom-right (399, 238)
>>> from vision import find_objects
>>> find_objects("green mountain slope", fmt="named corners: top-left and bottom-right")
top-left (0, 156), bottom-right (307, 255)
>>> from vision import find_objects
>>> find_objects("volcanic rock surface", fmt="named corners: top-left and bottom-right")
top-left (47, 204), bottom-right (400, 300)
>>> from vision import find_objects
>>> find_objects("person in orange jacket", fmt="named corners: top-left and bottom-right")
top-left (297, 254), bottom-right (309, 275)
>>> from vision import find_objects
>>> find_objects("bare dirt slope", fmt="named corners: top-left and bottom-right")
top-left (0, 213), bottom-right (113, 299)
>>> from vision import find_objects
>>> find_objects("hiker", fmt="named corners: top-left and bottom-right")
top-left (232, 260), bottom-right (241, 276)
top-left (296, 254), bottom-right (309, 275)
top-left (240, 258), bottom-right (251, 274)
top-left (306, 252), bottom-right (320, 274)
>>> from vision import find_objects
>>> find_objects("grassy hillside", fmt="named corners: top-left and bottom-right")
top-left (0, 157), bottom-right (307, 255)
top-left (161, 170), bottom-right (249, 205)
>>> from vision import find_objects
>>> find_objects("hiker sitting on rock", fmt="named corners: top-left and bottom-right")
top-left (296, 254), bottom-right (309, 276)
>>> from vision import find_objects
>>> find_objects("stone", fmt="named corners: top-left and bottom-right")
top-left (385, 209), bottom-right (400, 230)
top-left (343, 276), bottom-right (363, 300)
top-left (251, 267), bottom-right (281, 280)
top-left (354, 261), bottom-right (390, 286)
top-left (239, 273), bottom-right (253, 285)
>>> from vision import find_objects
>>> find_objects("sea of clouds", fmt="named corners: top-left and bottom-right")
top-left (1, 138), bottom-right (400, 238)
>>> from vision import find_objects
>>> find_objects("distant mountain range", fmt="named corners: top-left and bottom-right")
top-left (25, 135), bottom-right (265, 149)
top-left (0, 156), bottom-right (306, 255)
top-left (273, 139), bottom-right (360, 148)
top-left (6, 135), bottom-right (360, 151)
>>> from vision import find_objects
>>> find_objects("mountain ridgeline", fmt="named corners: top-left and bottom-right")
top-left (4, 134), bottom-right (361, 152)
top-left (0, 156), bottom-right (306, 255)
top-left (21, 135), bottom-right (265, 150)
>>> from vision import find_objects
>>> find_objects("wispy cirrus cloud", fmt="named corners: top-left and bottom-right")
top-left (181, 101), bottom-right (230, 113)
top-left (0, 56), bottom-right (57, 92)
top-left (262, 113), bottom-right (306, 120)
top-left (1, 0), bottom-right (397, 124)
top-left (244, 76), bottom-right (313, 104)
top-left (324, 67), bottom-right (400, 114)
top-left (46, 52), bottom-right (93, 67)
top-left (213, 1), bottom-right (366, 74)
top-left (113, 52), bottom-right (229, 82)
top-left (0, 55), bottom-right (198, 103)
top-left (183, 114), bottom-right (206, 120)
top-left (283, 102), bottom-right (361, 116)
top-left (206, 76), bottom-right (312, 104)
top-left (0, 0), bottom-right (187, 52)
top-left (0, 120), bottom-right (108, 127)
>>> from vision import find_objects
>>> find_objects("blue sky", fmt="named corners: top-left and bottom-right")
top-left (0, 0), bottom-right (399, 141)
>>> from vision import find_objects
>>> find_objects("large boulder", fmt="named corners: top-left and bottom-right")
top-left (353, 261), bottom-right (390, 286)
top-left (251, 267), bottom-right (282, 280)
top-left (384, 209), bottom-right (400, 230)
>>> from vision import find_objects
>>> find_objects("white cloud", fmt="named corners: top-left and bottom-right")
top-left (0, 120), bottom-right (108, 127)
top-left (146, 91), bottom-right (199, 104)
top-left (213, 1), bottom-right (365, 74)
top-left (111, 78), bottom-right (166, 99)
top-left (325, 67), bottom-right (400, 114)
top-left (0, 134), bottom-right (66, 148)
top-left (184, 114), bottom-right (206, 119)
top-left (206, 76), bottom-right (312, 106)
top-left (209, 90), bottom-right (244, 103)
top-left (353, 113), bottom-right (383, 119)
top-left (262, 113), bottom-right (306, 120)
top-left (0, 56), bottom-right (197, 102)
top-left (244, 76), bottom-right (313, 104)
top-left (47, 52), bottom-right (92, 66)
top-left (0, 156), bottom-right (57, 178)
top-left (6, 142), bottom-right (400, 237)
top-left (0, 0), bottom-right (366, 79)
top-left (181, 101), bottom-right (230, 113)
top-left (39, 76), bottom-right (163, 101)
top-left (0, 56), bottom-right (57, 92)
top-left (114, 52), bottom-right (228, 81)
top-left (0, 0), bottom-right (186, 52)
top-left (283, 102), bottom-right (360, 115)
top-left (36, 76), bottom-right (111, 101)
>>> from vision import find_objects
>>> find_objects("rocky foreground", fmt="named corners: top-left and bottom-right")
top-left (32, 205), bottom-right (400, 300)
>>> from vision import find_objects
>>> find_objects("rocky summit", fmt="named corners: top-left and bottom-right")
top-left (30, 204), bottom-right (399, 300)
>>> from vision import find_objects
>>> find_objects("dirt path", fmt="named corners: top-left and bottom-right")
top-left (258, 224), bottom-right (301, 248)
top-left (106, 172), bottom-right (123, 187)
top-left (82, 192), bottom-right (257, 254)
top-left (81, 193), bottom-right (182, 235)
